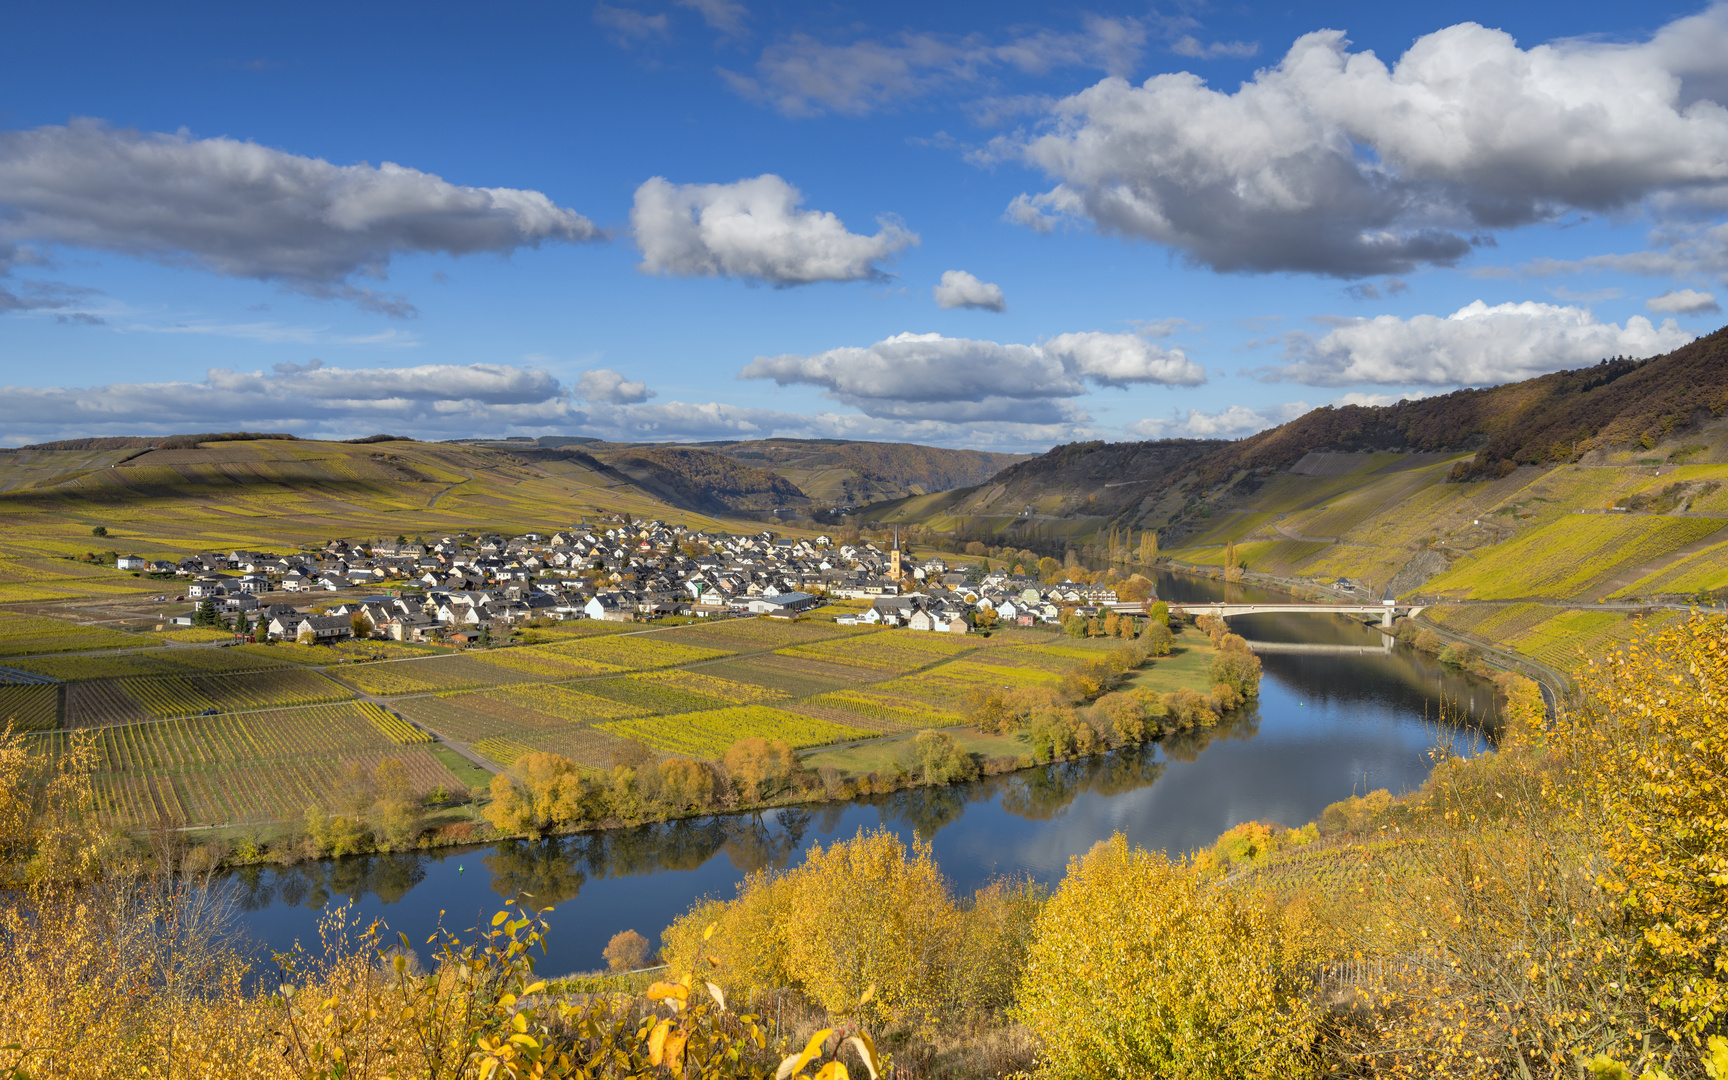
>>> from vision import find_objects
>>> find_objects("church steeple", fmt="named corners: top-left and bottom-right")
top-left (890, 526), bottom-right (900, 581)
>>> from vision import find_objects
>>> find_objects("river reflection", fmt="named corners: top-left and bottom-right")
top-left (222, 570), bottom-right (1496, 975)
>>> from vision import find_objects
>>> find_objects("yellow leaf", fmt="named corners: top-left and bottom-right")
top-left (647, 1018), bottom-right (671, 1066)
top-left (858, 982), bottom-right (875, 1008)
top-left (647, 981), bottom-right (690, 1004)
top-left (703, 922), bottom-right (717, 942)
top-left (776, 1028), bottom-right (834, 1080)
top-left (705, 981), bottom-right (727, 1012)
top-left (846, 1033), bottom-right (882, 1080)
top-left (814, 1063), bottom-right (850, 1080)
top-left (491, 911), bottom-right (509, 926)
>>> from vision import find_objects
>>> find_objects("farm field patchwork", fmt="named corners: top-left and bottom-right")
top-left (45, 702), bottom-right (466, 828)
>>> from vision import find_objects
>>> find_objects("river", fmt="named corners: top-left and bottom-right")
top-left (220, 569), bottom-right (1497, 975)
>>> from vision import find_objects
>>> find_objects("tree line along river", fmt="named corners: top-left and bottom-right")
top-left (221, 569), bottom-right (1499, 975)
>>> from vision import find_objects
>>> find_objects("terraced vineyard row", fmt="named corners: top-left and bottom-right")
top-left (598, 705), bottom-right (872, 758)
top-left (0, 683), bottom-right (58, 731)
top-left (65, 669), bottom-right (354, 725)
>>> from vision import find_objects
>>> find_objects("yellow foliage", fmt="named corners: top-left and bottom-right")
top-left (1013, 834), bottom-right (1318, 1080)
top-left (1567, 614), bottom-right (1728, 1041)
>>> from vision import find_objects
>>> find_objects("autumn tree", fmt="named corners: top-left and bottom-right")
top-left (603, 928), bottom-right (650, 973)
top-left (723, 737), bottom-right (800, 803)
top-left (1015, 835), bottom-right (1317, 1079)
top-left (912, 729), bottom-right (977, 784)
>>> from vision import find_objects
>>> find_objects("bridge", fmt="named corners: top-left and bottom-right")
top-left (1168, 602), bottom-right (1425, 628)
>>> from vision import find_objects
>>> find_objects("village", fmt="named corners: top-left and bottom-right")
top-left (127, 517), bottom-right (1140, 646)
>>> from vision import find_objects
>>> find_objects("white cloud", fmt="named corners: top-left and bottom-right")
top-left (0, 361), bottom-right (1079, 452)
top-left (0, 120), bottom-right (601, 315)
top-left (0, 362), bottom-right (577, 443)
top-left (722, 16), bottom-right (1146, 118)
top-left (631, 174), bottom-right (916, 285)
top-left (592, 3), bottom-right (669, 44)
top-left (1009, 9), bottom-right (1728, 276)
top-left (1271, 300), bottom-right (1694, 386)
top-left (933, 269), bottom-right (1006, 311)
top-left (676, 0), bottom-right (747, 37)
top-left (1127, 401), bottom-right (1307, 440)
top-left (741, 329), bottom-right (1204, 421)
top-left (576, 368), bottom-right (654, 404)
top-left (1647, 288), bottom-right (1721, 314)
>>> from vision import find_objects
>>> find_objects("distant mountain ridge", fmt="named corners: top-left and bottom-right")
top-left (866, 324), bottom-right (1728, 547)
top-left (473, 436), bottom-right (1028, 511)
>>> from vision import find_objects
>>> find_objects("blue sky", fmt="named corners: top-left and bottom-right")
top-left (1, 0), bottom-right (1725, 449)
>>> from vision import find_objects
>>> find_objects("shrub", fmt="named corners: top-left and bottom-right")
top-left (912, 729), bottom-right (978, 783)
top-left (1014, 835), bottom-right (1318, 1079)
top-left (603, 928), bottom-right (650, 972)
top-left (1437, 641), bottom-right (1476, 667)
top-left (1209, 648), bottom-right (1262, 699)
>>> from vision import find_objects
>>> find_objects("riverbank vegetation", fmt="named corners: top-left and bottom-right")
top-left (0, 613), bottom-right (1722, 1076)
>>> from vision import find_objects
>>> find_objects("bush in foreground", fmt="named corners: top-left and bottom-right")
top-left (1014, 834), bottom-right (1318, 1080)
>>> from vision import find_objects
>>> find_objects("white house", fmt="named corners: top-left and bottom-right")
top-left (116, 555), bottom-right (148, 571)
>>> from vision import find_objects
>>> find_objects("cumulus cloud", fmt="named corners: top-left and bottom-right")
top-left (576, 368), bottom-right (654, 404)
top-left (1008, 9), bottom-right (1728, 277)
top-left (0, 362), bottom-right (579, 443)
top-left (1127, 401), bottom-right (1307, 440)
top-left (0, 361), bottom-right (1079, 451)
top-left (0, 120), bottom-right (602, 315)
top-left (631, 174), bottom-right (916, 285)
top-left (1647, 288), bottom-right (1721, 314)
top-left (723, 16), bottom-right (1146, 117)
top-left (741, 330), bottom-right (1204, 421)
top-left (933, 270), bottom-right (1006, 311)
top-left (1269, 300), bottom-right (1694, 386)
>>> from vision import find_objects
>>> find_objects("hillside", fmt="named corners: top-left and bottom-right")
top-left (0, 436), bottom-right (745, 581)
top-left (699, 439), bottom-right (1026, 504)
top-left (864, 438), bottom-right (1229, 543)
top-left (577, 445), bottom-right (810, 514)
top-left (475, 436), bottom-right (1025, 507)
top-left (857, 325), bottom-right (1728, 674)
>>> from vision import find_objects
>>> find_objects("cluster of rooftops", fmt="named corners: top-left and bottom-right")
top-left (132, 516), bottom-right (1137, 643)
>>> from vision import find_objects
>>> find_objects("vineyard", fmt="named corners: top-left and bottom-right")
top-left (779, 632), bottom-right (979, 672)
top-left (47, 703), bottom-right (467, 828)
top-left (552, 634), bottom-right (734, 670)
top-left (658, 617), bottom-right (861, 651)
top-left (333, 654), bottom-right (536, 695)
top-left (65, 668), bottom-right (353, 725)
top-left (598, 704), bottom-right (873, 758)
top-left (0, 614), bottom-right (153, 657)
top-left (0, 681), bottom-right (59, 731)
top-left (1423, 515), bottom-right (1728, 600)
